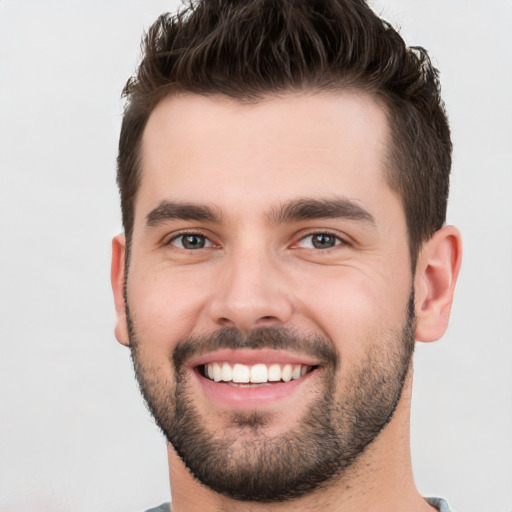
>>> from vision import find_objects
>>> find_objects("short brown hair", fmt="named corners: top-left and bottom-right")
top-left (117, 0), bottom-right (452, 266)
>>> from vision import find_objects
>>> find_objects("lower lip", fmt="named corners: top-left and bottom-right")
top-left (193, 368), bottom-right (317, 409)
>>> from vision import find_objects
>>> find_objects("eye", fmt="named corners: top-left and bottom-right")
top-left (297, 233), bottom-right (343, 250)
top-left (170, 233), bottom-right (212, 250)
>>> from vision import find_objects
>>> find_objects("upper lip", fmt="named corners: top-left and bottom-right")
top-left (185, 349), bottom-right (323, 369)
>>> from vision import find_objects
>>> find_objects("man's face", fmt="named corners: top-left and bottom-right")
top-left (118, 92), bottom-right (415, 501)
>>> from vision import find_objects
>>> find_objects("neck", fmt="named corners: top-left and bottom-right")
top-left (166, 373), bottom-right (433, 512)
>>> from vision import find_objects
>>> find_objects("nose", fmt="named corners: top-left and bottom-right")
top-left (208, 246), bottom-right (293, 331)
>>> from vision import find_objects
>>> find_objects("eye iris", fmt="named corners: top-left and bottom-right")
top-left (312, 233), bottom-right (336, 249)
top-left (182, 235), bottom-right (206, 249)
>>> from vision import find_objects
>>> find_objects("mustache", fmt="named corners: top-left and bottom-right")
top-left (172, 327), bottom-right (339, 373)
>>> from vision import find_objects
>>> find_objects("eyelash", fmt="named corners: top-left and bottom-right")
top-left (165, 230), bottom-right (348, 251)
top-left (167, 231), bottom-right (215, 250)
top-left (294, 231), bottom-right (348, 250)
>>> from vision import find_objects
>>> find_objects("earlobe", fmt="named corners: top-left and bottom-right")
top-left (414, 225), bottom-right (462, 343)
top-left (111, 234), bottom-right (130, 346)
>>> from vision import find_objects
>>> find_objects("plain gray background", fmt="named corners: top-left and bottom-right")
top-left (0, 1), bottom-right (511, 511)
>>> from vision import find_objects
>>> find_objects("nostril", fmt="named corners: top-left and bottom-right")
top-left (255, 315), bottom-right (281, 327)
top-left (218, 317), bottom-right (236, 328)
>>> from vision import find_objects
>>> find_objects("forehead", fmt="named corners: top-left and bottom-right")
top-left (137, 92), bottom-right (394, 223)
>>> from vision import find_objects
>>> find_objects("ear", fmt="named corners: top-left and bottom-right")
top-left (414, 225), bottom-right (462, 342)
top-left (111, 234), bottom-right (130, 346)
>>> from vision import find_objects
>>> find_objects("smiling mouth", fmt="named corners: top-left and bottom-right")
top-left (200, 362), bottom-right (318, 386)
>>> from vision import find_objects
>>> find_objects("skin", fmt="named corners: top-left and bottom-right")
top-left (111, 92), bottom-right (462, 512)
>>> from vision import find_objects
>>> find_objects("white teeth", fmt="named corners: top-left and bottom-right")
top-left (250, 364), bottom-right (268, 383)
top-left (268, 363), bottom-right (281, 382)
top-left (281, 364), bottom-right (292, 382)
top-left (232, 363), bottom-right (250, 383)
top-left (203, 362), bottom-right (313, 384)
top-left (212, 362), bottom-right (222, 382)
top-left (221, 362), bottom-right (233, 382)
top-left (292, 364), bottom-right (302, 380)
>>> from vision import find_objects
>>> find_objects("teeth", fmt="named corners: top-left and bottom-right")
top-left (250, 364), bottom-right (268, 383)
top-left (281, 364), bottom-right (292, 382)
top-left (212, 362), bottom-right (222, 382)
top-left (232, 363), bottom-right (250, 383)
top-left (221, 362), bottom-right (233, 382)
top-left (268, 363), bottom-right (281, 382)
top-left (203, 362), bottom-right (312, 384)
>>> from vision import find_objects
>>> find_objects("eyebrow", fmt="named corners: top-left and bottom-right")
top-left (145, 197), bottom-right (375, 228)
top-left (146, 201), bottom-right (222, 227)
top-left (268, 198), bottom-right (375, 225)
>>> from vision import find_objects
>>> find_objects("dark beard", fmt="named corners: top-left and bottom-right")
top-left (128, 294), bottom-right (416, 503)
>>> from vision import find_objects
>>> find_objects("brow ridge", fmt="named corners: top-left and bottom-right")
top-left (146, 200), bottom-right (221, 227)
top-left (268, 198), bottom-right (375, 224)
top-left (145, 197), bottom-right (374, 228)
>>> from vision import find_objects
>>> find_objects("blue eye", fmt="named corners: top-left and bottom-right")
top-left (171, 234), bottom-right (211, 250)
top-left (299, 233), bottom-right (341, 249)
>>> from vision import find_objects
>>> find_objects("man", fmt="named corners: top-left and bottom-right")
top-left (111, 0), bottom-right (462, 511)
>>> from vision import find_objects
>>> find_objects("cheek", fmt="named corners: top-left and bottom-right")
top-left (292, 266), bottom-right (411, 356)
top-left (127, 265), bottom-right (212, 349)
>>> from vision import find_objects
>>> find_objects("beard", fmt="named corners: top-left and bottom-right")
top-left (127, 293), bottom-right (416, 503)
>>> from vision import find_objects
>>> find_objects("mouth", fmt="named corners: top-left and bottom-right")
top-left (187, 349), bottom-right (322, 408)
top-left (200, 362), bottom-right (318, 386)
